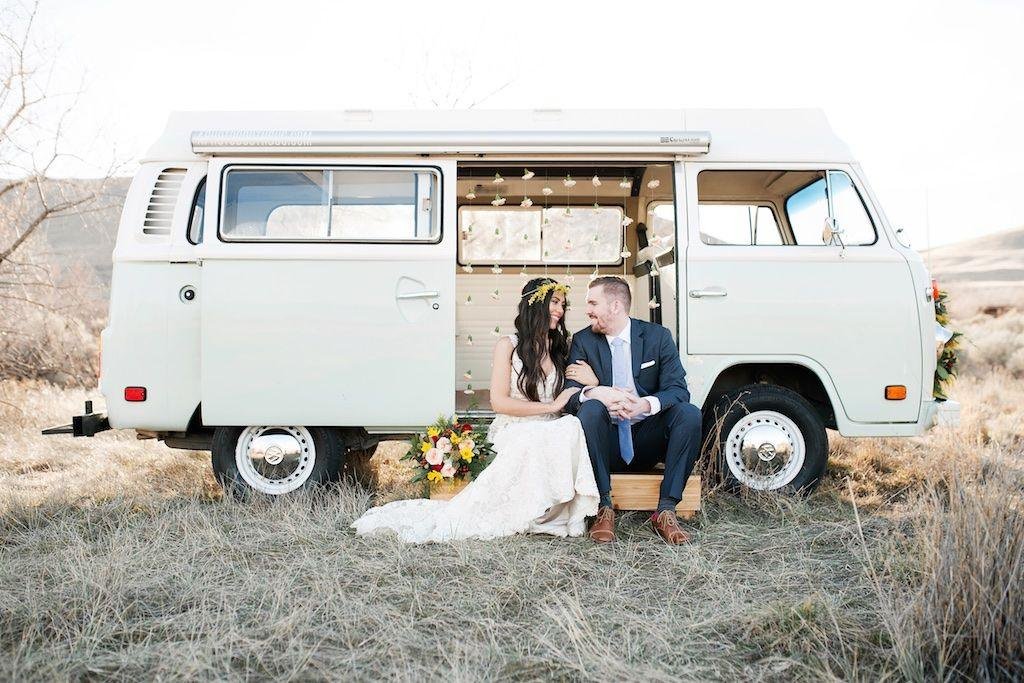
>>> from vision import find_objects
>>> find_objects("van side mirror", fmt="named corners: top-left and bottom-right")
top-left (822, 216), bottom-right (846, 248)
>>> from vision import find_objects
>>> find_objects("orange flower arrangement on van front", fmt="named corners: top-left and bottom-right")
top-left (403, 416), bottom-right (495, 484)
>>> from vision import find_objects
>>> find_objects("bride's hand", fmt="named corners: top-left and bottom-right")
top-left (551, 387), bottom-right (581, 412)
top-left (565, 360), bottom-right (599, 387)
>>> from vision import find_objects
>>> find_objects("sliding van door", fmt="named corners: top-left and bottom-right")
top-left (197, 159), bottom-right (455, 430)
top-left (684, 163), bottom-right (921, 423)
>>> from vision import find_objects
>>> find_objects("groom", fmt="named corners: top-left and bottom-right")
top-left (563, 276), bottom-right (702, 545)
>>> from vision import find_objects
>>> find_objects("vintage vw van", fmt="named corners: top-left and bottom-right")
top-left (44, 109), bottom-right (960, 496)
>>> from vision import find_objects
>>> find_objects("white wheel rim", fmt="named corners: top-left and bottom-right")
top-left (724, 410), bottom-right (806, 491)
top-left (234, 426), bottom-right (316, 495)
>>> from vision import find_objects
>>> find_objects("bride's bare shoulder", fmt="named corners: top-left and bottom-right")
top-left (493, 335), bottom-right (515, 358)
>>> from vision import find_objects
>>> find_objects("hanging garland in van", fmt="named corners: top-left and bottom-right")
top-left (933, 288), bottom-right (962, 400)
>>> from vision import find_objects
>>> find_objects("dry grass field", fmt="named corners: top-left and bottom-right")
top-left (1, 286), bottom-right (1022, 681)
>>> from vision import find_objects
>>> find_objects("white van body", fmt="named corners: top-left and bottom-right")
top-left (94, 109), bottom-right (959, 494)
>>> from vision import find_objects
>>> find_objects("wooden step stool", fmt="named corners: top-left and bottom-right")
top-left (610, 473), bottom-right (701, 520)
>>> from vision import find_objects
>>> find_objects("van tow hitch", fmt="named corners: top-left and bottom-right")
top-left (41, 400), bottom-right (111, 437)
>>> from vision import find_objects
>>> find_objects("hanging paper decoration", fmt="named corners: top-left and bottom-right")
top-left (491, 195), bottom-right (506, 206)
top-left (490, 288), bottom-right (500, 300)
top-left (542, 187), bottom-right (554, 196)
top-left (491, 264), bottom-right (503, 274)
top-left (648, 298), bottom-right (661, 309)
top-left (465, 190), bottom-right (476, 200)
top-left (465, 295), bottom-right (473, 305)
top-left (564, 207), bottom-right (572, 216)
top-left (619, 177), bottom-right (632, 189)
top-left (647, 179), bottom-right (661, 189)
top-left (491, 325), bottom-right (500, 337)
top-left (650, 234), bottom-right (663, 245)
top-left (592, 175), bottom-right (602, 187)
top-left (520, 197), bottom-right (533, 207)
top-left (563, 175), bottom-right (576, 188)
top-left (464, 384), bottom-right (475, 395)
top-left (522, 169), bottom-right (535, 180)
top-left (461, 264), bottom-right (474, 273)
top-left (494, 173), bottom-right (505, 184)
top-left (621, 215), bottom-right (634, 228)
top-left (520, 266), bottom-right (529, 279)
top-left (589, 266), bottom-right (600, 282)
top-left (592, 202), bottom-right (601, 212)
top-left (650, 268), bottom-right (660, 278)
top-left (620, 248), bottom-right (632, 258)
top-left (467, 334), bottom-right (474, 346)
top-left (463, 370), bottom-right (473, 380)
top-left (563, 239), bottom-right (573, 251)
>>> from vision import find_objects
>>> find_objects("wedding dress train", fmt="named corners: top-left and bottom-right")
top-left (351, 334), bottom-right (599, 543)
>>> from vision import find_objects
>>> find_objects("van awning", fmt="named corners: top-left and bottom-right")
top-left (189, 130), bottom-right (711, 156)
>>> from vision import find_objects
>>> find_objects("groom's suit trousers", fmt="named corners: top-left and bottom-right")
top-left (576, 398), bottom-right (702, 510)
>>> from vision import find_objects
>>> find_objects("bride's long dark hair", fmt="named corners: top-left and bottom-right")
top-left (514, 277), bottom-right (571, 402)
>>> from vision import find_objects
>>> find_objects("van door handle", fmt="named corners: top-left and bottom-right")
top-left (688, 288), bottom-right (728, 298)
top-left (396, 290), bottom-right (440, 300)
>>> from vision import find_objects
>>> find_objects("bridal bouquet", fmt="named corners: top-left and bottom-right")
top-left (403, 415), bottom-right (495, 485)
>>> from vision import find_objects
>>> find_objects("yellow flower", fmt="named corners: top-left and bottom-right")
top-left (460, 448), bottom-right (474, 462)
top-left (450, 434), bottom-right (462, 445)
top-left (420, 441), bottom-right (432, 453)
top-left (427, 427), bottom-right (440, 438)
top-left (427, 470), bottom-right (443, 483)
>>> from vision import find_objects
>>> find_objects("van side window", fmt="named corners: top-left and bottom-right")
top-left (697, 169), bottom-right (877, 246)
top-left (786, 171), bottom-right (876, 246)
top-left (221, 167), bottom-right (440, 242)
top-left (187, 177), bottom-right (206, 245)
top-left (697, 204), bottom-right (782, 245)
top-left (457, 206), bottom-right (623, 264)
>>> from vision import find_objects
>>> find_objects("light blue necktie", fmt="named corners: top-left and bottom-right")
top-left (611, 337), bottom-right (635, 465)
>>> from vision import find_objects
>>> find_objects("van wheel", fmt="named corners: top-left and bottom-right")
top-left (705, 385), bottom-right (827, 493)
top-left (211, 426), bottom-right (343, 499)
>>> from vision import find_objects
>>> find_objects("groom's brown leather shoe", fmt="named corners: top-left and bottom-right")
top-left (651, 510), bottom-right (691, 545)
top-left (588, 506), bottom-right (616, 543)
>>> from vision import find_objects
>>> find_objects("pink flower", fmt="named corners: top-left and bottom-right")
top-left (441, 460), bottom-right (457, 478)
top-left (461, 438), bottom-right (475, 451)
top-left (435, 437), bottom-right (452, 453)
top-left (425, 448), bottom-right (443, 466)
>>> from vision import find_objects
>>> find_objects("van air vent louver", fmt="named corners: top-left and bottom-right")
top-left (142, 168), bottom-right (187, 235)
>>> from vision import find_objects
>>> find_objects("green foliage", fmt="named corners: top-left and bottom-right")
top-left (933, 289), bottom-right (963, 400)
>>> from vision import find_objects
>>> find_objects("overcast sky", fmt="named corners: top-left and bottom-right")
top-left (33, 0), bottom-right (1024, 249)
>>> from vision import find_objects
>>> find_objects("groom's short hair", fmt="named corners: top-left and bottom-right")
top-left (590, 276), bottom-right (631, 309)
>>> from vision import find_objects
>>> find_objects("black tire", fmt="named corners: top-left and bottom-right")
top-left (211, 426), bottom-right (344, 500)
top-left (703, 384), bottom-right (828, 494)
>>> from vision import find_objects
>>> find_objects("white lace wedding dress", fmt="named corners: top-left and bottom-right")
top-left (351, 334), bottom-right (599, 543)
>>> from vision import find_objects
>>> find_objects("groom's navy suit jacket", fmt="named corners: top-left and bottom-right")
top-left (563, 317), bottom-right (691, 417)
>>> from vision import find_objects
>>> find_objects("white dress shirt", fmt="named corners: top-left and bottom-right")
top-left (578, 318), bottom-right (661, 422)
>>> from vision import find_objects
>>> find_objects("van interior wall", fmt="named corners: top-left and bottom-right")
top-left (454, 162), bottom-right (677, 405)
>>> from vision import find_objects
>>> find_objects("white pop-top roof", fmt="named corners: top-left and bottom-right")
top-left (143, 108), bottom-right (853, 163)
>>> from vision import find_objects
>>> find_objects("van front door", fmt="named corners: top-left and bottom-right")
top-left (197, 159), bottom-right (455, 430)
top-left (683, 163), bottom-right (921, 423)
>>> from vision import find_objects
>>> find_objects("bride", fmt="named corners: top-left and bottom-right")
top-left (351, 278), bottom-right (601, 543)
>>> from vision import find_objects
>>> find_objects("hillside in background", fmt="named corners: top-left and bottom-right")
top-left (923, 225), bottom-right (1024, 285)
top-left (35, 177), bottom-right (130, 294)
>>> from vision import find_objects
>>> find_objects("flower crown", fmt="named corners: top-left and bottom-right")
top-left (524, 281), bottom-right (570, 306)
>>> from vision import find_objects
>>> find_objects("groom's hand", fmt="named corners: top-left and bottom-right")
top-left (609, 389), bottom-right (652, 421)
top-left (586, 386), bottom-right (632, 410)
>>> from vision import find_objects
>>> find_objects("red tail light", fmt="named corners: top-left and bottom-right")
top-left (124, 387), bottom-right (147, 402)
top-left (931, 278), bottom-right (941, 302)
